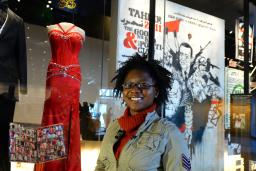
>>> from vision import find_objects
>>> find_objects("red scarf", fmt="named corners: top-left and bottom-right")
top-left (114, 103), bottom-right (156, 159)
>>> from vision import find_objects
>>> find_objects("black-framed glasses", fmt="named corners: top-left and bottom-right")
top-left (122, 82), bottom-right (155, 90)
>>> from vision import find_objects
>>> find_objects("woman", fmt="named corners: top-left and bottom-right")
top-left (95, 54), bottom-right (191, 171)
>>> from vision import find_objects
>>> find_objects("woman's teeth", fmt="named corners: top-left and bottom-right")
top-left (131, 97), bottom-right (142, 101)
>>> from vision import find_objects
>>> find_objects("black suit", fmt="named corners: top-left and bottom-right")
top-left (0, 8), bottom-right (27, 171)
top-left (0, 8), bottom-right (27, 91)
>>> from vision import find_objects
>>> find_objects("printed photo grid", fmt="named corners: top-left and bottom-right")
top-left (9, 123), bottom-right (66, 163)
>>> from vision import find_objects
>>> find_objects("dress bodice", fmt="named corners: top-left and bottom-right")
top-left (48, 23), bottom-right (84, 65)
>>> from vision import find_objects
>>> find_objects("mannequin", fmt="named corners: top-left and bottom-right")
top-left (0, 0), bottom-right (7, 27)
top-left (0, 0), bottom-right (27, 170)
top-left (0, 0), bottom-right (27, 95)
top-left (34, 22), bottom-right (85, 171)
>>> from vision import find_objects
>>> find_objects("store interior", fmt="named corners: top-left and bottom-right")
top-left (2, 0), bottom-right (256, 170)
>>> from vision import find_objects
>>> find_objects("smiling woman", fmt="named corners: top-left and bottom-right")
top-left (95, 54), bottom-right (192, 171)
top-left (122, 70), bottom-right (157, 115)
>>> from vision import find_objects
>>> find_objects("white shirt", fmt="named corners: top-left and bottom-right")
top-left (0, 13), bottom-right (8, 35)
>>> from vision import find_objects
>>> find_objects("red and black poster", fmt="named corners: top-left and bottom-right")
top-left (117, 1), bottom-right (224, 170)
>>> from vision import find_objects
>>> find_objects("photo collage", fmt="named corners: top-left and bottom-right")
top-left (9, 123), bottom-right (66, 163)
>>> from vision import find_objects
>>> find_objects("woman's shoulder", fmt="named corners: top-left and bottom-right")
top-left (106, 118), bottom-right (120, 131)
top-left (154, 118), bottom-right (182, 135)
top-left (157, 117), bottom-right (178, 129)
top-left (154, 118), bottom-right (185, 143)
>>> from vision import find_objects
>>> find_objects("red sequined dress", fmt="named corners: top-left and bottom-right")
top-left (35, 23), bottom-right (84, 171)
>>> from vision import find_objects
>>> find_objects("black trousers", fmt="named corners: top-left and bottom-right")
top-left (0, 89), bottom-right (16, 171)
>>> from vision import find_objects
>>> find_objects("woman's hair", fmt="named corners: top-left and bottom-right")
top-left (111, 53), bottom-right (173, 107)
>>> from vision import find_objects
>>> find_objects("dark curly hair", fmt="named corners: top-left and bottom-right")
top-left (111, 53), bottom-right (173, 107)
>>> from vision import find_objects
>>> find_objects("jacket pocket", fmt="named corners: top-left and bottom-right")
top-left (136, 132), bottom-right (161, 152)
top-left (102, 157), bottom-right (111, 170)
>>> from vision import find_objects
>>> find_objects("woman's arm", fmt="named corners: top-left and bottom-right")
top-left (95, 155), bottom-right (106, 171)
top-left (162, 124), bottom-right (191, 171)
top-left (94, 120), bottom-right (118, 171)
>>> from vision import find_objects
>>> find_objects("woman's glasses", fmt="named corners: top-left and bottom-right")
top-left (122, 82), bottom-right (155, 90)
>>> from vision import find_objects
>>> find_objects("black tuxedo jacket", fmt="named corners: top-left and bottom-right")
top-left (0, 8), bottom-right (27, 93)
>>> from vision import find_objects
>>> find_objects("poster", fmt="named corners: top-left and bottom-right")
top-left (116, 0), bottom-right (164, 68)
top-left (235, 18), bottom-right (254, 62)
top-left (224, 68), bottom-right (244, 129)
top-left (230, 94), bottom-right (251, 136)
top-left (251, 96), bottom-right (256, 138)
top-left (161, 2), bottom-right (225, 171)
top-left (116, 1), bottom-right (224, 170)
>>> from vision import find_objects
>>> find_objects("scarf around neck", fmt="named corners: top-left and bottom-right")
top-left (114, 103), bottom-right (156, 159)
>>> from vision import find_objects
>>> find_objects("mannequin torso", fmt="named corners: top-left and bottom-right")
top-left (47, 22), bottom-right (85, 41)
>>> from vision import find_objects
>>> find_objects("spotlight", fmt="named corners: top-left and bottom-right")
top-left (46, 4), bottom-right (50, 8)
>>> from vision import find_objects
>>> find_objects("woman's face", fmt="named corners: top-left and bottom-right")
top-left (122, 69), bottom-right (158, 115)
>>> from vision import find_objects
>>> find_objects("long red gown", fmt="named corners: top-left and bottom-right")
top-left (35, 23), bottom-right (84, 171)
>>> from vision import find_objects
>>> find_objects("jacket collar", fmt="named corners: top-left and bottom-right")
top-left (0, 9), bottom-right (8, 35)
top-left (110, 111), bottom-right (160, 162)
top-left (0, 8), bottom-right (15, 38)
top-left (112, 110), bottom-right (160, 143)
top-left (135, 111), bottom-right (160, 137)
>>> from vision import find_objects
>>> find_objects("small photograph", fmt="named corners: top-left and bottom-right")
top-left (10, 139), bottom-right (15, 145)
top-left (42, 134), bottom-right (47, 140)
top-left (40, 156), bottom-right (45, 162)
top-left (249, 160), bottom-right (256, 171)
top-left (37, 129), bottom-right (42, 137)
top-left (56, 130), bottom-right (60, 136)
top-left (10, 123), bottom-right (15, 129)
top-left (9, 130), bottom-right (15, 138)
top-left (49, 126), bottom-right (54, 134)
top-left (42, 128), bottom-right (47, 135)
top-left (227, 143), bottom-right (241, 155)
top-left (11, 154), bottom-right (16, 160)
top-left (233, 113), bottom-right (246, 129)
top-left (58, 125), bottom-right (63, 131)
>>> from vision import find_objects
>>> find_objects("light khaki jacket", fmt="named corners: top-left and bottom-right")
top-left (95, 111), bottom-right (191, 171)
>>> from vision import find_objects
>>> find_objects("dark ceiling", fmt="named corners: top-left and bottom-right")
top-left (8, 0), bottom-right (256, 35)
top-left (172, 0), bottom-right (256, 61)
top-left (7, 0), bottom-right (256, 60)
top-left (170, 0), bottom-right (256, 32)
top-left (8, 0), bottom-right (111, 39)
